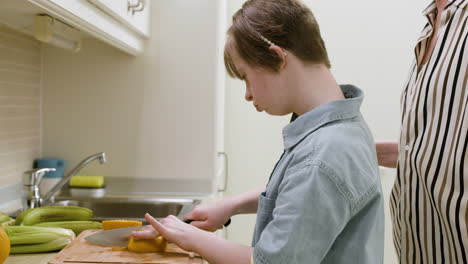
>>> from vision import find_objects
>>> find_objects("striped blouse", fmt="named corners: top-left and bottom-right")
top-left (390, 0), bottom-right (468, 263)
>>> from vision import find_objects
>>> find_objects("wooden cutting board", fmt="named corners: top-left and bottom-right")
top-left (48, 229), bottom-right (203, 264)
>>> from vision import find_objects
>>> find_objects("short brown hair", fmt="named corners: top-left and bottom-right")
top-left (224, 0), bottom-right (331, 79)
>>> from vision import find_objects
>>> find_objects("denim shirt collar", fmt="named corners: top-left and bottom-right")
top-left (282, 84), bottom-right (364, 150)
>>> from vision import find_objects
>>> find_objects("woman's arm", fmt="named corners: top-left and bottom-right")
top-left (375, 141), bottom-right (399, 168)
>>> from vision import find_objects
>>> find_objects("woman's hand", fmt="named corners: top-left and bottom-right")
top-left (183, 201), bottom-right (234, 231)
top-left (145, 213), bottom-right (209, 252)
top-left (376, 141), bottom-right (399, 168)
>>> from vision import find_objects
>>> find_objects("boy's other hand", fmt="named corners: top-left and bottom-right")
top-left (183, 202), bottom-right (234, 231)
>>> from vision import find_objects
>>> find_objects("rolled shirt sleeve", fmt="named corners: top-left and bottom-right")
top-left (253, 162), bottom-right (352, 263)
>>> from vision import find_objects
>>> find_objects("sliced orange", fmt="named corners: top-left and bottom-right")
top-left (102, 220), bottom-right (142, 230)
top-left (127, 235), bottom-right (167, 253)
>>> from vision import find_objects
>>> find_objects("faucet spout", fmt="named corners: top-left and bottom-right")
top-left (40, 152), bottom-right (106, 205)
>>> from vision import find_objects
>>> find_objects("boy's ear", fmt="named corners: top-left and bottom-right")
top-left (269, 45), bottom-right (288, 70)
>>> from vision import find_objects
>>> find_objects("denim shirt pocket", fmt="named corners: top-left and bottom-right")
top-left (252, 192), bottom-right (276, 246)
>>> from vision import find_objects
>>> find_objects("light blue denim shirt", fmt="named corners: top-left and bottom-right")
top-left (252, 85), bottom-right (384, 264)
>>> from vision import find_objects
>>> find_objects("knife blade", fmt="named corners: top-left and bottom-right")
top-left (84, 220), bottom-right (200, 247)
top-left (85, 218), bottom-right (232, 247)
top-left (85, 225), bottom-right (145, 247)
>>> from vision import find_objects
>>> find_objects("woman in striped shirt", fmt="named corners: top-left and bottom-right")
top-left (377, 0), bottom-right (468, 263)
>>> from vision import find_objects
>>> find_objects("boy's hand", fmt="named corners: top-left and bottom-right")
top-left (130, 224), bottom-right (159, 240)
top-left (145, 213), bottom-right (211, 253)
top-left (183, 202), bottom-right (234, 231)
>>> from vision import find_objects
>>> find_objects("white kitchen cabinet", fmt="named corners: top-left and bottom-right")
top-left (0, 0), bottom-right (150, 55)
top-left (87, 0), bottom-right (150, 37)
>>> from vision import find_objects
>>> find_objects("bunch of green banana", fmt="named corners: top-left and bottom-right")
top-left (16, 206), bottom-right (93, 226)
top-left (0, 212), bottom-right (12, 223)
top-left (14, 206), bottom-right (102, 236)
top-left (34, 220), bottom-right (102, 235)
top-left (0, 211), bottom-right (14, 227)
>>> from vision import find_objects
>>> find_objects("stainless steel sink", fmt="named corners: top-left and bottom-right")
top-left (48, 197), bottom-right (201, 223)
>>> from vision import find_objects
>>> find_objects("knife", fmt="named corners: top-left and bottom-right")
top-left (85, 225), bottom-right (144, 246)
top-left (183, 218), bottom-right (231, 227)
top-left (85, 219), bottom-right (232, 247)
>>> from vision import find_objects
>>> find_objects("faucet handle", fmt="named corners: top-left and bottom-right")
top-left (23, 168), bottom-right (56, 186)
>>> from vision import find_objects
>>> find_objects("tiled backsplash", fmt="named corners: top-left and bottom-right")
top-left (0, 24), bottom-right (41, 190)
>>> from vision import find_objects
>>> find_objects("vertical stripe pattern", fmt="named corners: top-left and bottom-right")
top-left (390, 1), bottom-right (468, 263)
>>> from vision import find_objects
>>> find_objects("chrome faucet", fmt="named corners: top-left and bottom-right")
top-left (22, 168), bottom-right (56, 209)
top-left (22, 152), bottom-right (107, 208)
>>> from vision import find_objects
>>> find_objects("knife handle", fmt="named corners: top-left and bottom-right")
top-left (184, 218), bottom-right (231, 227)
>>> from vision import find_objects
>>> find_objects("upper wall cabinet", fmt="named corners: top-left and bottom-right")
top-left (87, 0), bottom-right (150, 37)
top-left (0, 0), bottom-right (151, 55)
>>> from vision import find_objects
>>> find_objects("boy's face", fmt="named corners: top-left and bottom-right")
top-left (231, 49), bottom-right (289, 116)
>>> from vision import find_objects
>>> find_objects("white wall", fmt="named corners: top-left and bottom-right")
top-left (42, 1), bottom-right (223, 183)
top-left (224, 1), bottom-right (429, 263)
top-left (0, 25), bottom-right (41, 209)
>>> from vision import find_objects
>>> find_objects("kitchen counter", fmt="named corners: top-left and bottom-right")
top-left (5, 251), bottom-right (210, 264)
top-left (2, 177), bottom-right (222, 263)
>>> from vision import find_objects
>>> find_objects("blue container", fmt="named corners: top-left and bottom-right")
top-left (34, 158), bottom-right (66, 178)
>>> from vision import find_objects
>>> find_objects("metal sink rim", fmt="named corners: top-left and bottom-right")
top-left (11, 196), bottom-right (201, 222)
top-left (51, 196), bottom-right (200, 205)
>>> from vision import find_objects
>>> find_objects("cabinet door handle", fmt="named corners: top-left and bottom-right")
top-left (127, 0), bottom-right (140, 12)
top-left (217, 152), bottom-right (228, 192)
top-left (129, 0), bottom-right (146, 15)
